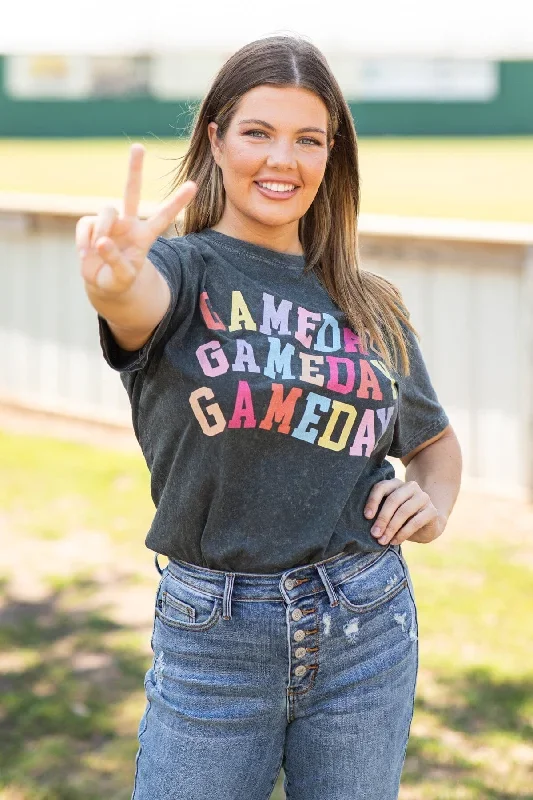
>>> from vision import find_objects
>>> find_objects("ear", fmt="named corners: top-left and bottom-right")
top-left (208, 122), bottom-right (223, 166)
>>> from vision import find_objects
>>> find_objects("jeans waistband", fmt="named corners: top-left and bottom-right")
top-left (156, 546), bottom-right (403, 612)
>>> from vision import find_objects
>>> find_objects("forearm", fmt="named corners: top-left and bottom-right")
top-left (85, 257), bottom-right (170, 343)
top-left (405, 430), bottom-right (462, 529)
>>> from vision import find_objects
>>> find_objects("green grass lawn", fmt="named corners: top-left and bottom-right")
top-left (0, 429), bottom-right (532, 799)
top-left (1, 136), bottom-right (532, 223)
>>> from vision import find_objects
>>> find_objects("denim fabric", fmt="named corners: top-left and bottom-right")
top-left (131, 545), bottom-right (418, 800)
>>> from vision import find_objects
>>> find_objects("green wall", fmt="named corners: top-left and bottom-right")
top-left (1, 58), bottom-right (532, 137)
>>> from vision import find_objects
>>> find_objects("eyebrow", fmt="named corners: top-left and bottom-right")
top-left (237, 118), bottom-right (327, 136)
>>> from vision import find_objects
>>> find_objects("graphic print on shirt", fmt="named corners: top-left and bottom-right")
top-left (189, 287), bottom-right (398, 458)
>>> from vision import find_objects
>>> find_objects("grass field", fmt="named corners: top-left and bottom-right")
top-left (0, 136), bottom-right (532, 223)
top-left (0, 428), bottom-right (532, 799)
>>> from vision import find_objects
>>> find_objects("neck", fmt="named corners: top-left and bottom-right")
top-left (212, 203), bottom-right (304, 256)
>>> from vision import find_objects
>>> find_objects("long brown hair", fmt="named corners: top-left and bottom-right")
top-left (165, 34), bottom-right (418, 376)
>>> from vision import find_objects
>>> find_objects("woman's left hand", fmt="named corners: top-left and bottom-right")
top-left (364, 479), bottom-right (446, 546)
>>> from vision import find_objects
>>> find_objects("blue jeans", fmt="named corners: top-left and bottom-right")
top-left (132, 545), bottom-right (418, 800)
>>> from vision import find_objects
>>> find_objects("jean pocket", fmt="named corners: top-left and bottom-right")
top-left (155, 572), bottom-right (221, 632)
top-left (336, 548), bottom-right (408, 614)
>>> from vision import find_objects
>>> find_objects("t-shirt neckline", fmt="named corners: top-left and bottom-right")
top-left (194, 228), bottom-right (307, 272)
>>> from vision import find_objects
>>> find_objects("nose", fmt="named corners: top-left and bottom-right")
top-left (265, 137), bottom-right (297, 171)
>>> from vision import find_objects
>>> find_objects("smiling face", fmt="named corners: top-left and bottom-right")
top-left (207, 85), bottom-right (332, 250)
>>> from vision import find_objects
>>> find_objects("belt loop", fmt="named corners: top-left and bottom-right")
top-left (154, 553), bottom-right (163, 575)
top-left (222, 573), bottom-right (235, 620)
top-left (316, 563), bottom-right (339, 607)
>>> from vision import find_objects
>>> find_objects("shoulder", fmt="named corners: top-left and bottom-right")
top-left (146, 233), bottom-right (209, 297)
top-left (148, 233), bottom-right (211, 284)
top-left (149, 231), bottom-right (206, 262)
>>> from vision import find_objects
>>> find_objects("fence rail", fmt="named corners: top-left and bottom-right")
top-left (1, 193), bottom-right (532, 501)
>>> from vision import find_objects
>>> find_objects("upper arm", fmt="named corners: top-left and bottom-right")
top-left (387, 324), bottom-right (450, 461)
top-left (400, 423), bottom-right (453, 467)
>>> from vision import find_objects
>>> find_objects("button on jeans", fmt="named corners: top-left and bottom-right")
top-left (131, 545), bottom-right (418, 800)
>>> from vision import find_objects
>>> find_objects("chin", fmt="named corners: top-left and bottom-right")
top-left (246, 207), bottom-right (303, 229)
top-left (253, 215), bottom-right (296, 228)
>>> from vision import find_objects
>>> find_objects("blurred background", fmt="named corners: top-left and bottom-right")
top-left (0, 1), bottom-right (532, 798)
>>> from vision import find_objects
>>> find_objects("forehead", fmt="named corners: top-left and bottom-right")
top-left (233, 85), bottom-right (329, 129)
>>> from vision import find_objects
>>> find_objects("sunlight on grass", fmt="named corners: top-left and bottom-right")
top-left (0, 428), bottom-right (532, 798)
top-left (1, 136), bottom-right (532, 222)
top-left (409, 536), bottom-right (533, 677)
top-left (0, 430), bottom-right (153, 543)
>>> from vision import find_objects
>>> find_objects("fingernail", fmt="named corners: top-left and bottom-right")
top-left (364, 507), bottom-right (373, 517)
top-left (371, 526), bottom-right (381, 536)
top-left (378, 535), bottom-right (387, 544)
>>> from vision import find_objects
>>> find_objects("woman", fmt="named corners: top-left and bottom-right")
top-left (76, 35), bottom-right (462, 800)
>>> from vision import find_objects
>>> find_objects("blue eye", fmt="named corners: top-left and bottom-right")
top-left (243, 130), bottom-right (322, 146)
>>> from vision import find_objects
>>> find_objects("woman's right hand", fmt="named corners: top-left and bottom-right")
top-left (76, 143), bottom-right (197, 297)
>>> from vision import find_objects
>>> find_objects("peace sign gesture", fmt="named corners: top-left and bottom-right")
top-left (76, 143), bottom-right (197, 297)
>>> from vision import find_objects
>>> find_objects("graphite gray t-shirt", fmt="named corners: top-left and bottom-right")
top-left (97, 228), bottom-right (449, 573)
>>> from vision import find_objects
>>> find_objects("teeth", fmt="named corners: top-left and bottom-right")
top-left (257, 182), bottom-right (296, 192)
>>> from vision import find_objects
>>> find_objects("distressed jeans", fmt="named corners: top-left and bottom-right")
top-left (131, 544), bottom-right (418, 800)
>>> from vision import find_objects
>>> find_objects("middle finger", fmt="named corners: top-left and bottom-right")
top-left (144, 181), bottom-right (197, 241)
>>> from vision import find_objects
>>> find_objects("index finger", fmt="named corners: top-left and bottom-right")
top-left (122, 143), bottom-right (145, 218)
top-left (364, 479), bottom-right (402, 517)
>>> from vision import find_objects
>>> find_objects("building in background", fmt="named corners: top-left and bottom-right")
top-left (1, 51), bottom-right (532, 137)
top-left (1, 0), bottom-right (532, 138)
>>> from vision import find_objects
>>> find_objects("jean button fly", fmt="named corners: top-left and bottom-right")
top-left (285, 578), bottom-right (296, 590)
top-left (295, 647), bottom-right (307, 659)
top-left (294, 665), bottom-right (307, 676)
top-left (294, 630), bottom-right (305, 642)
top-left (291, 609), bottom-right (303, 621)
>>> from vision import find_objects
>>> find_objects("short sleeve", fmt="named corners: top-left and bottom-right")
top-left (388, 325), bottom-right (450, 459)
top-left (97, 236), bottom-right (184, 373)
